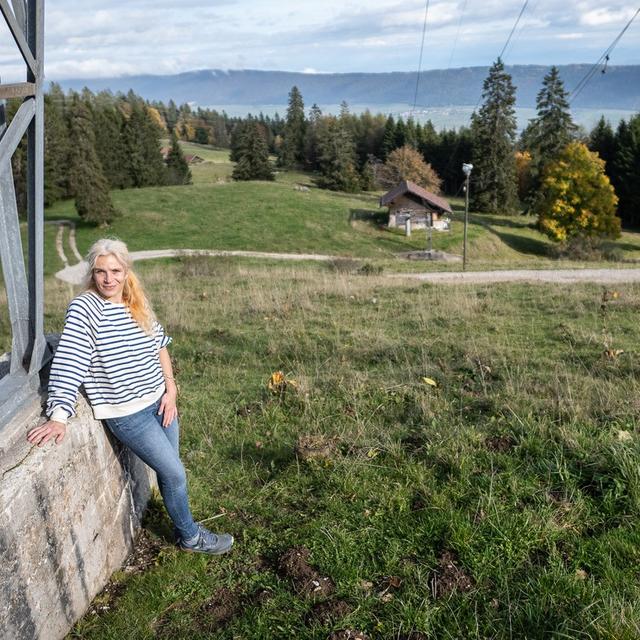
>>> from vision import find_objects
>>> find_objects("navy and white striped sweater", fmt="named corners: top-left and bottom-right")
top-left (46, 291), bottom-right (172, 423)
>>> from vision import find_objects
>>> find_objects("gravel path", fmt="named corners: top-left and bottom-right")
top-left (53, 246), bottom-right (640, 286)
top-left (388, 268), bottom-right (640, 285)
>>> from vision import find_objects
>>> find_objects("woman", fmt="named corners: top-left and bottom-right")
top-left (27, 238), bottom-right (233, 556)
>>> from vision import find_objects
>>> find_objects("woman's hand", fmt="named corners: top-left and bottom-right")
top-left (158, 381), bottom-right (178, 427)
top-left (27, 420), bottom-right (67, 446)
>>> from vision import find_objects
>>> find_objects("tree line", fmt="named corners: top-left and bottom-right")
top-left (8, 85), bottom-right (192, 225)
top-left (6, 75), bottom-right (638, 238)
top-left (228, 75), bottom-right (638, 241)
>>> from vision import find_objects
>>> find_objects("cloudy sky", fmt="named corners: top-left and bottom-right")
top-left (1, 0), bottom-right (639, 80)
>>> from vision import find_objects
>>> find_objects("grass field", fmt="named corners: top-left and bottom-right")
top-left (3, 146), bottom-right (639, 638)
top-left (39, 143), bottom-right (640, 280)
top-left (53, 257), bottom-right (640, 639)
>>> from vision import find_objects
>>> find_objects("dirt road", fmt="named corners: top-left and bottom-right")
top-left (54, 246), bottom-right (640, 286)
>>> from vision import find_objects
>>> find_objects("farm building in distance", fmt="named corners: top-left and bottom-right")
top-left (380, 180), bottom-right (452, 231)
top-left (160, 148), bottom-right (205, 164)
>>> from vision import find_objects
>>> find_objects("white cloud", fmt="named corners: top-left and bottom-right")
top-left (0, 0), bottom-right (637, 82)
top-left (580, 7), bottom-right (637, 27)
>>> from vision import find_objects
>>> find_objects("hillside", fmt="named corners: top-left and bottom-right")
top-left (42, 148), bottom-right (640, 279)
top-left (58, 65), bottom-right (640, 110)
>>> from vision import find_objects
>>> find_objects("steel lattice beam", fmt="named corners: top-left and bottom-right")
top-left (0, 0), bottom-right (47, 426)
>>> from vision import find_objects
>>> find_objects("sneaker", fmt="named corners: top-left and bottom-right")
top-left (178, 524), bottom-right (234, 555)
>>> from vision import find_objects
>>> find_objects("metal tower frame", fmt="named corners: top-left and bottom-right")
top-left (0, 0), bottom-right (47, 425)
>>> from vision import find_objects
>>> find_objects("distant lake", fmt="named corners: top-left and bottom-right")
top-left (202, 103), bottom-right (637, 132)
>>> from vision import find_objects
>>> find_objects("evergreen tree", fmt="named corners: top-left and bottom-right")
top-left (381, 115), bottom-right (396, 160)
top-left (93, 92), bottom-right (131, 189)
top-left (279, 86), bottom-right (306, 167)
top-left (315, 116), bottom-right (361, 192)
top-left (522, 66), bottom-right (577, 206)
top-left (304, 104), bottom-right (323, 169)
top-left (589, 116), bottom-right (616, 172)
top-left (123, 103), bottom-right (167, 187)
top-left (166, 131), bottom-right (192, 185)
top-left (229, 120), bottom-right (249, 162)
top-left (43, 84), bottom-right (70, 206)
top-left (611, 114), bottom-right (640, 228)
top-left (470, 58), bottom-right (518, 214)
top-left (405, 118), bottom-right (418, 149)
top-left (67, 97), bottom-right (118, 225)
top-left (232, 121), bottom-right (275, 181)
top-left (529, 67), bottom-right (576, 161)
top-left (394, 118), bottom-right (407, 150)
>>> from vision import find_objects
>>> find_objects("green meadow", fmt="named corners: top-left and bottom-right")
top-left (2, 146), bottom-right (640, 638)
top-left (59, 258), bottom-right (640, 639)
top-left (41, 147), bottom-right (640, 281)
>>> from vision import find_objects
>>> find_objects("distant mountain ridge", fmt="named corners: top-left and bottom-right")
top-left (58, 65), bottom-right (640, 111)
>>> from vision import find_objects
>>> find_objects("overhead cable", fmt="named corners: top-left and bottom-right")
top-left (569, 7), bottom-right (640, 104)
top-left (498, 0), bottom-right (530, 61)
top-left (410, 0), bottom-right (430, 116)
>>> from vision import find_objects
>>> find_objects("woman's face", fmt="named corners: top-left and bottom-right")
top-left (93, 254), bottom-right (127, 303)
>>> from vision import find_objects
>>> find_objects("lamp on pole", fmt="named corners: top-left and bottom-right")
top-left (462, 163), bottom-right (473, 271)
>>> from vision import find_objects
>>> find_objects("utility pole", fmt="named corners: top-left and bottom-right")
top-left (462, 163), bottom-right (473, 271)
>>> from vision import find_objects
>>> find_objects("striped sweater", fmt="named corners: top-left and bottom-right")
top-left (46, 291), bottom-right (172, 423)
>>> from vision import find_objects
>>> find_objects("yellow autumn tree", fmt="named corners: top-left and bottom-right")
top-left (146, 106), bottom-right (167, 131)
top-left (514, 150), bottom-right (532, 201)
top-left (535, 141), bottom-right (620, 242)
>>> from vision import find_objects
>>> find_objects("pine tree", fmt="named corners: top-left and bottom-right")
top-left (611, 114), bottom-right (640, 228)
top-left (67, 97), bottom-right (118, 225)
top-left (44, 84), bottom-right (70, 206)
top-left (232, 121), bottom-right (275, 181)
top-left (229, 120), bottom-right (249, 162)
top-left (166, 131), bottom-right (192, 185)
top-left (279, 86), bottom-right (306, 167)
top-left (93, 92), bottom-right (131, 189)
top-left (304, 104), bottom-right (323, 170)
top-left (381, 115), bottom-right (396, 160)
top-left (123, 103), bottom-right (167, 187)
top-left (524, 66), bottom-right (577, 196)
top-left (394, 118), bottom-right (407, 150)
top-left (315, 116), bottom-right (361, 192)
top-left (470, 58), bottom-right (518, 214)
top-left (589, 116), bottom-right (616, 173)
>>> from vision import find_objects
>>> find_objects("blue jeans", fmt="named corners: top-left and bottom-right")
top-left (103, 398), bottom-right (199, 541)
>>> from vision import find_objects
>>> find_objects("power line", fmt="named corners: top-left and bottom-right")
top-left (447, 0), bottom-right (468, 70)
top-left (569, 7), bottom-right (640, 104)
top-left (411, 0), bottom-right (430, 116)
top-left (498, 0), bottom-right (530, 61)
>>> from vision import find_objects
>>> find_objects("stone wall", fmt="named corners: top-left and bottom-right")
top-left (0, 394), bottom-right (156, 640)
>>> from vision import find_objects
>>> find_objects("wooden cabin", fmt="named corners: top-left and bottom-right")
top-left (380, 180), bottom-right (452, 231)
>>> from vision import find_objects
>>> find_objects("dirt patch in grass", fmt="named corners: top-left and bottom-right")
top-left (295, 434), bottom-right (339, 462)
top-left (328, 630), bottom-right (370, 640)
top-left (197, 587), bottom-right (242, 631)
top-left (236, 401), bottom-right (266, 417)
top-left (485, 435), bottom-right (516, 453)
top-left (430, 551), bottom-right (474, 598)
top-left (249, 587), bottom-right (275, 605)
top-left (278, 546), bottom-right (336, 598)
top-left (307, 599), bottom-right (353, 625)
